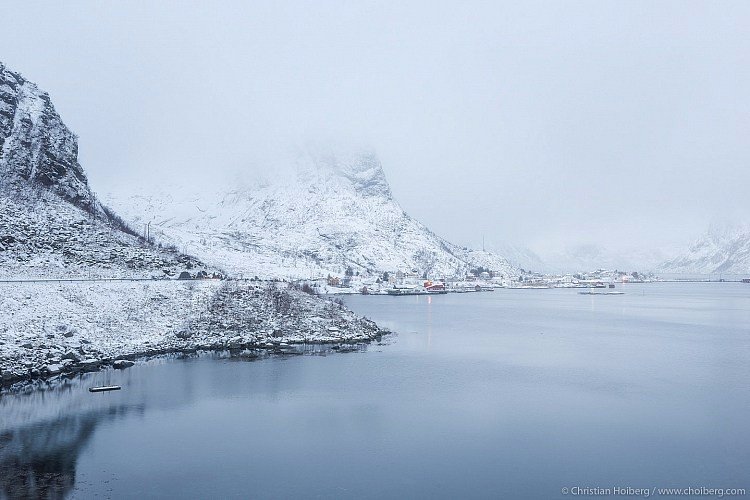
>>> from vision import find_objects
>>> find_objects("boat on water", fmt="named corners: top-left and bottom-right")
top-left (579, 291), bottom-right (624, 295)
top-left (89, 385), bottom-right (122, 393)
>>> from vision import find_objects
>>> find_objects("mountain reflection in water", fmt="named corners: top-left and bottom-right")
top-left (0, 405), bottom-right (141, 499)
top-left (0, 346), bottom-right (352, 499)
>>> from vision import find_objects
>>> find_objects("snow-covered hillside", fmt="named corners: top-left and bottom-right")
top-left (660, 223), bottom-right (750, 275)
top-left (0, 188), bottom-right (208, 279)
top-left (103, 148), bottom-right (517, 279)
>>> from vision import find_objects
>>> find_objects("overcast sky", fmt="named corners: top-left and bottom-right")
top-left (2, 1), bottom-right (749, 260)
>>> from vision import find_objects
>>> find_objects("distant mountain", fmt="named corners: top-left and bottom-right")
top-left (541, 244), bottom-right (667, 274)
top-left (104, 148), bottom-right (517, 279)
top-left (0, 61), bottom-right (204, 279)
top-left (659, 223), bottom-right (750, 275)
top-left (488, 242), bottom-right (545, 272)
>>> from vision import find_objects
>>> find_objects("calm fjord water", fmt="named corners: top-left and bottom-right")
top-left (1, 283), bottom-right (749, 499)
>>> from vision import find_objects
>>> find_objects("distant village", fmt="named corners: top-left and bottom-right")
top-left (298, 267), bottom-right (656, 296)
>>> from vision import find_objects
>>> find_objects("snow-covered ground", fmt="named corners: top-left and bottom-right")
top-left (0, 280), bottom-right (385, 387)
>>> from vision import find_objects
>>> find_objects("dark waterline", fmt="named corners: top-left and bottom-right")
top-left (1, 283), bottom-right (749, 499)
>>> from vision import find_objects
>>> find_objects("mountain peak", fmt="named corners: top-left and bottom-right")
top-left (293, 147), bottom-right (392, 199)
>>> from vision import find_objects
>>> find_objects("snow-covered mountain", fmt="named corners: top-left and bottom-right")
top-left (104, 148), bottom-right (517, 279)
top-left (659, 223), bottom-right (750, 275)
top-left (0, 62), bottom-right (205, 279)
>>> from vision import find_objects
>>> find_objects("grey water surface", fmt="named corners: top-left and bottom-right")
top-left (1, 283), bottom-right (748, 499)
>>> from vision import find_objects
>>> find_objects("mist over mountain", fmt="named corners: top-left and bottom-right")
top-left (537, 244), bottom-right (670, 274)
top-left (103, 146), bottom-right (517, 279)
top-left (485, 242), bottom-right (545, 273)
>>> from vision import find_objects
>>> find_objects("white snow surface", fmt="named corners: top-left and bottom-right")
top-left (103, 148), bottom-right (517, 279)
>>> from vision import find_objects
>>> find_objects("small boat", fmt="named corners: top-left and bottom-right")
top-left (579, 291), bottom-right (624, 295)
top-left (89, 385), bottom-right (122, 393)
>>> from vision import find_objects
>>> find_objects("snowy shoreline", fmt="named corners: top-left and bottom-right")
top-left (0, 280), bottom-right (388, 390)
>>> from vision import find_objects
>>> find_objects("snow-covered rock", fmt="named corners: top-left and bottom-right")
top-left (104, 147), bottom-right (517, 279)
top-left (113, 359), bottom-right (135, 369)
top-left (0, 62), bottom-right (100, 213)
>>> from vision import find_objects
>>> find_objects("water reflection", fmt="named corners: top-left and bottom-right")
top-left (0, 404), bottom-right (142, 499)
top-left (0, 345), bottom-right (368, 499)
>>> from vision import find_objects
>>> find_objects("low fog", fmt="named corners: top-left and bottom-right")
top-left (2, 1), bottom-right (749, 267)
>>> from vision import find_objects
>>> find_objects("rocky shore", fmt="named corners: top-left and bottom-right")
top-left (0, 280), bottom-right (387, 390)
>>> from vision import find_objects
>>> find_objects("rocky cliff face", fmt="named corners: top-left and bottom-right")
top-left (308, 149), bottom-right (392, 199)
top-left (0, 62), bottom-right (100, 213)
top-left (104, 148), bottom-right (517, 279)
top-left (0, 62), bottom-right (208, 279)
